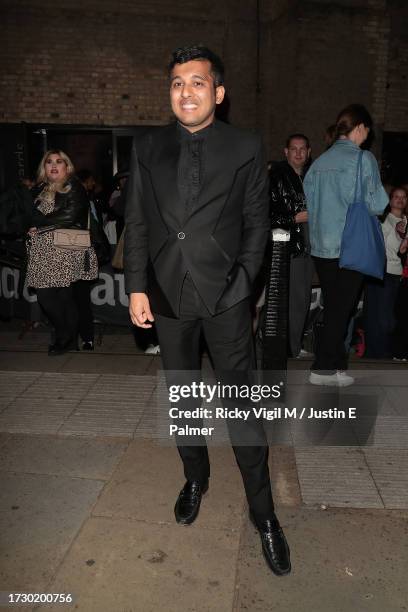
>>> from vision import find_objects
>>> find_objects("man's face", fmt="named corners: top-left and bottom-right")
top-left (284, 138), bottom-right (311, 172)
top-left (85, 176), bottom-right (96, 192)
top-left (170, 59), bottom-right (225, 133)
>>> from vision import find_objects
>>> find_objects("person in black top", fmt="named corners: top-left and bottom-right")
top-left (124, 45), bottom-right (291, 576)
top-left (269, 133), bottom-right (314, 357)
top-left (27, 151), bottom-right (98, 355)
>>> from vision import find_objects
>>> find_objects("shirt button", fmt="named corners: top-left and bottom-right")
top-left (177, 232), bottom-right (186, 240)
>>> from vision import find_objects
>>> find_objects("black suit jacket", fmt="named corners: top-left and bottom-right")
top-left (124, 120), bottom-right (269, 317)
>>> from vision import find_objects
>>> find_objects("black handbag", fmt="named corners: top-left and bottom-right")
top-left (89, 214), bottom-right (111, 266)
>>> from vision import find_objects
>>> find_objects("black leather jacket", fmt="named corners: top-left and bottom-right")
top-left (269, 160), bottom-right (309, 255)
top-left (32, 176), bottom-right (89, 230)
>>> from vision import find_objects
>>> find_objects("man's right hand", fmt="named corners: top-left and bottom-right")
top-left (129, 292), bottom-right (154, 328)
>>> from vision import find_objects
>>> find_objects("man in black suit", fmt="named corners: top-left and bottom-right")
top-left (124, 45), bottom-right (290, 576)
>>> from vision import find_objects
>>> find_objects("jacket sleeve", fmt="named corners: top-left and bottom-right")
top-left (237, 135), bottom-right (270, 282)
top-left (303, 167), bottom-right (315, 212)
top-left (123, 137), bottom-right (149, 294)
top-left (362, 151), bottom-right (389, 216)
top-left (269, 168), bottom-right (296, 229)
top-left (32, 180), bottom-right (89, 229)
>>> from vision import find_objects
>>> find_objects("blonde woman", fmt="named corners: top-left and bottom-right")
top-left (26, 150), bottom-right (98, 355)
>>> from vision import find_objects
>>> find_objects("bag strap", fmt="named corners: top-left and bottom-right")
top-left (354, 150), bottom-right (364, 202)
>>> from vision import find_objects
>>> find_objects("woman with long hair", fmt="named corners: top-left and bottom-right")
top-left (304, 104), bottom-right (388, 385)
top-left (26, 150), bottom-right (98, 355)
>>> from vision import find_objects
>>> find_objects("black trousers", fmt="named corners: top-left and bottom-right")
top-left (392, 279), bottom-right (408, 359)
top-left (289, 252), bottom-right (314, 357)
top-left (364, 273), bottom-right (400, 358)
top-left (72, 280), bottom-right (94, 343)
top-left (155, 274), bottom-right (274, 520)
top-left (36, 285), bottom-right (78, 345)
top-left (312, 257), bottom-right (363, 372)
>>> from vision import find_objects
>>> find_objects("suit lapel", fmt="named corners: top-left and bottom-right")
top-left (146, 121), bottom-right (251, 226)
top-left (187, 121), bottom-right (246, 220)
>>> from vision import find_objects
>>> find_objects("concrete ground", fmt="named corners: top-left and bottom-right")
top-left (0, 321), bottom-right (407, 612)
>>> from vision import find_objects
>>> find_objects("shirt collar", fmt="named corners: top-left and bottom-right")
top-left (333, 138), bottom-right (360, 149)
top-left (177, 121), bottom-right (214, 141)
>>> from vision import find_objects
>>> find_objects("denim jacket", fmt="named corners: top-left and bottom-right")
top-left (303, 139), bottom-right (388, 258)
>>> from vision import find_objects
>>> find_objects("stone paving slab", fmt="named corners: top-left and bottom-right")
top-left (0, 371), bottom-right (41, 410)
top-left (0, 351), bottom-right (72, 372)
top-left (383, 386), bottom-right (408, 416)
top-left (234, 507), bottom-right (408, 612)
top-left (0, 473), bottom-right (104, 593)
top-left (89, 374), bottom-right (156, 398)
top-left (133, 404), bottom-right (163, 439)
top-left (268, 446), bottom-right (302, 507)
top-left (294, 448), bottom-right (383, 508)
top-left (0, 432), bottom-right (10, 449)
top-left (23, 372), bottom-right (99, 401)
top-left (338, 387), bottom-right (399, 416)
top-left (352, 370), bottom-right (408, 386)
top-left (93, 439), bottom-right (246, 530)
top-left (39, 516), bottom-right (240, 612)
top-left (58, 374), bottom-right (155, 437)
top-left (354, 416), bottom-right (408, 447)
top-left (58, 403), bottom-right (146, 438)
top-left (62, 353), bottom-right (152, 375)
top-left (0, 398), bottom-right (80, 435)
top-left (0, 435), bottom-right (128, 480)
top-left (37, 375), bottom-right (150, 437)
top-left (363, 448), bottom-right (408, 509)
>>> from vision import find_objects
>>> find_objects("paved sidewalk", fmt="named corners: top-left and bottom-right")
top-left (0, 325), bottom-right (407, 611)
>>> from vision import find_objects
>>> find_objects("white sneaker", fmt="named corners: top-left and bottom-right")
top-left (309, 372), bottom-right (339, 386)
top-left (309, 371), bottom-right (354, 387)
top-left (145, 344), bottom-right (160, 355)
top-left (336, 371), bottom-right (354, 387)
top-left (296, 349), bottom-right (314, 358)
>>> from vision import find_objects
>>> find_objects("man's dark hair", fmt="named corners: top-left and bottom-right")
top-left (168, 45), bottom-right (225, 87)
top-left (286, 133), bottom-right (310, 149)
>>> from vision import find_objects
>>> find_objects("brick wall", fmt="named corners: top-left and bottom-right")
top-left (0, 0), bottom-right (261, 129)
top-left (384, 1), bottom-right (408, 132)
top-left (259, 0), bottom-right (391, 158)
top-left (0, 0), bottom-right (406, 159)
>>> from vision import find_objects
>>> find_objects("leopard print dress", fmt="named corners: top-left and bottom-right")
top-left (26, 188), bottom-right (98, 289)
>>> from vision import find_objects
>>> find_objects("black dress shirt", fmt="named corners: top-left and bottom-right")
top-left (177, 123), bottom-right (213, 219)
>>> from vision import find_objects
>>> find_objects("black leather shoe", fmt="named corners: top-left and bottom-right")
top-left (174, 480), bottom-right (208, 525)
top-left (250, 512), bottom-right (291, 576)
top-left (48, 339), bottom-right (79, 356)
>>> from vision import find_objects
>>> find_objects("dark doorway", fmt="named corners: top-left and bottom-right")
top-left (46, 129), bottom-right (113, 194)
top-left (382, 132), bottom-right (408, 186)
top-left (0, 123), bottom-right (157, 194)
